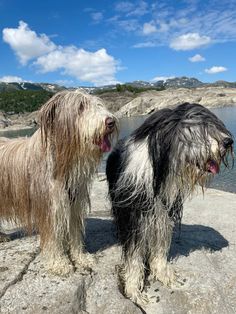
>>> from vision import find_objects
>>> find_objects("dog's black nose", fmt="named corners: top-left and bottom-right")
top-left (105, 117), bottom-right (115, 129)
top-left (223, 137), bottom-right (233, 148)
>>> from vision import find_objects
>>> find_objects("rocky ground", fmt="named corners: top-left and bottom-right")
top-left (0, 177), bottom-right (236, 314)
top-left (1, 87), bottom-right (236, 131)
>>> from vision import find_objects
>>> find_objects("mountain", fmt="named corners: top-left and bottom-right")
top-left (208, 80), bottom-right (236, 88)
top-left (125, 80), bottom-right (155, 88)
top-left (0, 77), bottom-right (236, 94)
top-left (89, 77), bottom-right (206, 92)
top-left (161, 76), bottom-right (204, 88)
top-left (125, 77), bottom-right (204, 89)
top-left (0, 82), bottom-right (66, 93)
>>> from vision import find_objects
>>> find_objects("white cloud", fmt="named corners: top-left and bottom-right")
top-left (143, 22), bottom-right (157, 35)
top-left (2, 21), bottom-right (56, 65)
top-left (188, 54), bottom-right (206, 62)
top-left (133, 41), bottom-right (157, 48)
top-left (115, 1), bottom-right (148, 16)
top-left (205, 66), bottom-right (227, 74)
top-left (158, 23), bottom-right (169, 32)
top-left (170, 33), bottom-right (211, 50)
top-left (3, 21), bottom-right (119, 86)
top-left (34, 47), bottom-right (119, 86)
top-left (110, 1), bottom-right (236, 48)
top-left (189, 54), bottom-right (206, 62)
top-left (90, 12), bottom-right (103, 23)
top-left (116, 19), bottom-right (139, 32)
top-left (127, 1), bottom-right (148, 17)
top-left (115, 1), bottom-right (134, 12)
top-left (0, 75), bottom-right (24, 83)
top-left (151, 76), bottom-right (175, 82)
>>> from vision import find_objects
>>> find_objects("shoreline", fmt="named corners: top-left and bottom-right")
top-left (0, 103), bottom-right (236, 132)
top-left (0, 125), bottom-right (34, 132)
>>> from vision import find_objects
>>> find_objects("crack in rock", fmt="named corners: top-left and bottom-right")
top-left (0, 248), bottom-right (39, 299)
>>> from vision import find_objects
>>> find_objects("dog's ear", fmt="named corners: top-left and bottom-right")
top-left (149, 131), bottom-right (168, 196)
top-left (39, 93), bottom-right (64, 147)
top-left (39, 91), bottom-right (87, 151)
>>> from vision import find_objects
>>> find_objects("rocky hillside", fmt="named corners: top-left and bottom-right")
top-left (115, 87), bottom-right (236, 117)
top-left (97, 91), bottom-right (135, 112)
top-left (0, 82), bottom-right (66, 93)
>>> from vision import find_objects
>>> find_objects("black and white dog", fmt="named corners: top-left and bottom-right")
top-left (106, 103), bottom-right (234, 304)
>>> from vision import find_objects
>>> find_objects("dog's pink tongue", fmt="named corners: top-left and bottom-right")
top-left (207, 160), bottom-right (219, 174)
top-left (100, 135), bottom-right (111, 152)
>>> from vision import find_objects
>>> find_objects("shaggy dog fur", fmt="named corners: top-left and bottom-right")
top-left (106, 103), bottom-right (234, 304)
top-left (0, 90), bottom-right (116, 275)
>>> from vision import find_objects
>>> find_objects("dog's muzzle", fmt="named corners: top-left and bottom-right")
top-left (207, 137), bottom-right (234, 174)
top-left (206, 159), bottom-right (220, 174)
top-left (97, 117), bottom-right (116, 152)
top-left (105, 117), bottom-right (116, 134)
top-left (223, 137), bottom-right (234, 149)
top-left (220, 136), bottom-right (234, 157)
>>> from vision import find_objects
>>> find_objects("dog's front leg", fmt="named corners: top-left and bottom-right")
top-left (42, 183), bottom-right (73, 276)
top-left (119, 250), bottom-right (148, 305)
top-left (148, 203), bottom-right (176, 287)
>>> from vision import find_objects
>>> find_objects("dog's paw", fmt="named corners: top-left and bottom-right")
top-left (73, 252), bottom-right (96, 272)
top-left (151, 264), bottom-right (186, 288)
top-left (150, 261), bottom-right (178, 287)
top-left (127, 290), bottom-right (150, 306)
top-left (46, 257), bottom-right (74, 276)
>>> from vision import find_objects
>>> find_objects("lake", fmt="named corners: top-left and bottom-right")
top-left (0, 106), bottom-right (235, 193)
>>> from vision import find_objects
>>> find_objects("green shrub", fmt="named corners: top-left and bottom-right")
top-left (94, 84), bottom-right (165, 95)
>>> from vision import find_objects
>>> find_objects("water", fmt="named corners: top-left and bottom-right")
top-left (0, 128), bottom-right (36, 138)
top-left (1, 106), bottom-right (235, 193)
top-left (209, 107), bottom-right (236, 193)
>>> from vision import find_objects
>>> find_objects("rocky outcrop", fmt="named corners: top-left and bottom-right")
top-left (0, 112), bottom-right (12, 129)
top-left (1, 177), bottom-right (236, 314)
top-left (98, 91), bottom-right (135, 112)
top-left (116, 87), bottom-right (236, 117)
top-left (0, 111), bottom-right (38, 132)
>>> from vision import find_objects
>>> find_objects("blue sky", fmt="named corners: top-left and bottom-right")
top-left (0, 0), bottom-right (235, 86)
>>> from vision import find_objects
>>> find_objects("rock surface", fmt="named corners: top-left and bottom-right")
top-left (98, 91), bottom-right (135, 113)
top-left (0, 112), bottom-right (11, 129)
top-left (116, 87), bottom-right (236, 117)
top-left (0, 177), bottom-right (236, 314)
top-left (0, 111), bottom-right (38, 132)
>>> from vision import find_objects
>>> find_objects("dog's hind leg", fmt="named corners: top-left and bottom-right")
top-left (69, 202), bottom-right (95, 270)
